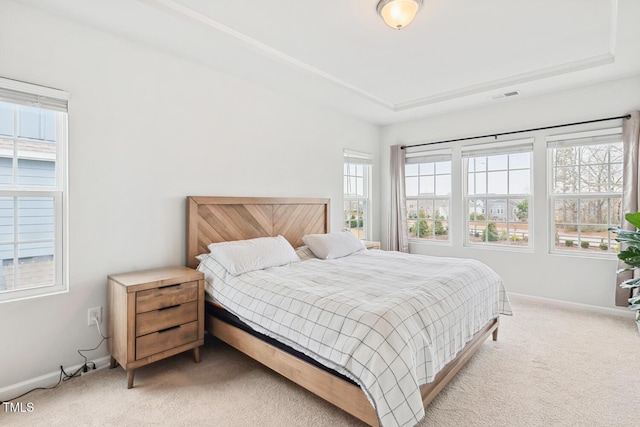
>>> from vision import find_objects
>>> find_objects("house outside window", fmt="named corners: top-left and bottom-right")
top-left (343, 150), bottom-right (372, 239)
top-left (547, 128), bottom-right (622, 256)
top-left (0, 77), bottom-right (68, 303)
top-left (405, 150), bottom-right (451, 242)
top-left (463, 139), bottom-right (533, 248)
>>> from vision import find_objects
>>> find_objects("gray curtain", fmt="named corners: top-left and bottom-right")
top-left (616, 111), bottom-right (640, 306)
top-left (387, 145), bottom-right (409, 252)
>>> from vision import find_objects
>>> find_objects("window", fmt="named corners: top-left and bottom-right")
top-left (463, 140), bottom-right (533, 248)
top-left (343, 150), bottom-right (372, 239)
top-left (0, 77), bottom-right (68, 303)
top-left (547, 128), bottom-right (622, 256)
top-left (405, 150), bottom-right (451, 242)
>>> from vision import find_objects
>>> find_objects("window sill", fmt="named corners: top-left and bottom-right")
top-left (0, 283), bottom-right (68, 304)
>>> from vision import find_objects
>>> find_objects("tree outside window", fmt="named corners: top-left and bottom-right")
top-left (405, 154), bottom-right (451, 242)
top-left (549, 131), bottom-right (622, 255)
top-left (464, 143), bottom-right (532, 248)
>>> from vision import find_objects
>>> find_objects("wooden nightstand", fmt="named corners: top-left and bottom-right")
top-left (363, 240), bottom-right (381, 250)
top-left (107, 266), bottom-right (205, 388)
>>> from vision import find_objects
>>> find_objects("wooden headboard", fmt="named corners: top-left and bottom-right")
top-left (186, 196), bottom-right (331, 268)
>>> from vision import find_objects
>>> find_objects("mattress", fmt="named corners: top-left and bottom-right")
top-left (206, 301), bottom-right (357, 385)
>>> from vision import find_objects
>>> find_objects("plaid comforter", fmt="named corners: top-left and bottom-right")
top-left (198, 250), bottom-right (511, 427)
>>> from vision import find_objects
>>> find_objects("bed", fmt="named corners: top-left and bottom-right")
top-left (186, 196), bottom-right (510, 427)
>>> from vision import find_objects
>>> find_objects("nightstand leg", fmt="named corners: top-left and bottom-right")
top-left (193, 346), bottom-right (201, 363)
top-left (492, 328), bottom-right (499, 341)
top-left (109, 356), bottom-right (117, 369)
top-left (127, 369), bottom-right (135, 389)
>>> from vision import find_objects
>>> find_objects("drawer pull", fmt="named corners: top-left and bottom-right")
top-left (158, 304), bottom-right (180, 311)
top-left (158, 325), bottom-right (181, 334)
top-left (158, 283), bottom-right (181, 290)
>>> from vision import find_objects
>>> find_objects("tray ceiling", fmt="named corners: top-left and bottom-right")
top-left (16, 0), bottom-right (640, 125)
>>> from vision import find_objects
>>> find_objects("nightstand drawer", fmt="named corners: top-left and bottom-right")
top-left (136, 321), bottom-right (199, 360)
top-left (135, 301), bottom-right (198, 337)
top-left (136, 280), bottom-right (198, 313)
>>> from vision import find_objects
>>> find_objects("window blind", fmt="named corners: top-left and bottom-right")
top-left (344, 149), bottom-right (373, 165)
top-left (405, 148), bottom-right (451, 164)
top-left (0, 77), bottom-right (69, 112)
top-left (546, 128), bottom-right (622, 148)
top-left (461, 138), bottom-right (534, 158)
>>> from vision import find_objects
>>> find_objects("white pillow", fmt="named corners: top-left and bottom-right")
top-left (207, 235), bottom-right (299, 275)
top-left (302, 231), bottom-right (366, 260)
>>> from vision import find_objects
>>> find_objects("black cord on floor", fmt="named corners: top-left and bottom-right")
top-left (1, 366), bottom-right (65, 404)
top-left (1, 332), bottom-right (108, 404)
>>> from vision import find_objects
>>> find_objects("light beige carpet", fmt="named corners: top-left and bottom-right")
top-left (2, 298), bottom-right (638, 427)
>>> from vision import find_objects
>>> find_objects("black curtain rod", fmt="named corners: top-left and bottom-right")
top-left (401, 114), bottom-right (631, 149)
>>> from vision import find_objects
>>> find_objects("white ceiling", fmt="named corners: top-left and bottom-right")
top-left (17, 0), bottom-right (640, 125)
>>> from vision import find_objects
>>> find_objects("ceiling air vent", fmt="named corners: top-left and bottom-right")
top-left (490, 90), bottom-right (520, 100)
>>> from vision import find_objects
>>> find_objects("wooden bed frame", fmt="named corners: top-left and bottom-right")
top-left (186, 196), bottom-right (499, 426)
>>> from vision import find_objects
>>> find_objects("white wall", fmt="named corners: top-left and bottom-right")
top-left (0, 1), bottom-right (380, 391)
top-left (381, 74), bottom-right (640, 310)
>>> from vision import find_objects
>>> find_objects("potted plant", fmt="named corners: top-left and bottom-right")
top-left (609, 212), bottom-right (640, 332)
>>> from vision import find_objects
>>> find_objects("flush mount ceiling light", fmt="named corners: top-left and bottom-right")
top-left (377, 0), bottom-right (423, 30)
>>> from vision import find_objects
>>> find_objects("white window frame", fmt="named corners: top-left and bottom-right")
top-left (0, 77), bottom-right (69, 303)
top-left (462, 139), bottom-right (534, 250)
top-left (405, 149), bottom-right (452, 244)
top-left (547, 127), bottom-right (622, 258)
top-left (343, 150), bottom-right (372, 240)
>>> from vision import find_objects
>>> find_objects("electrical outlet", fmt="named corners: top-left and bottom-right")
top-left (88, 307), bottom-right (102, 326)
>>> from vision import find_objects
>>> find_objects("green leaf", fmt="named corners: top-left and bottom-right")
top-left (616, 267), bottom-right (636, 274)
top-left (613, 228), bottom-right (640, 238)
top-left (625, 212), bottom-right (640, 229)
top-left (629, 295), bottom-right (640, 305)
top-left (630, 303), bottom-right (640, 310)
top-left (612, 230), bottom-right (640, 246)
top-left (620, 283), bottom-right (640, 289)
top-left (617, 250), bottom-right (640, 267)
top-left (620, 277), bottom-right (640, 289)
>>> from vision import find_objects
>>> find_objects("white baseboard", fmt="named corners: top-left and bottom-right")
top-left (508, 292), bottom-right (636, 319)
top-left (0, 355), bottom-right (111, 403)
